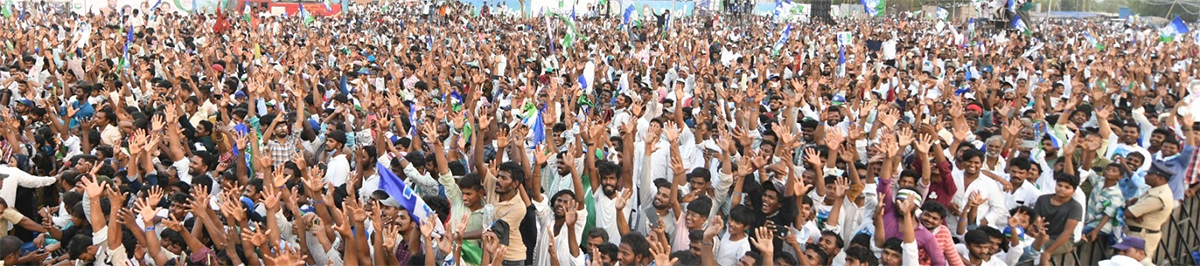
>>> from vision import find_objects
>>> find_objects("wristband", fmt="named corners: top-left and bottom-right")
top-left (144, 226), bottom-right (155, 232)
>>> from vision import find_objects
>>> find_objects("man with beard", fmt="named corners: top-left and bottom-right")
top-left (489, 161), bottom-right (529, 264)
top-left (591, 160), bottom-right (630, 243)
top-left (321, 130), bottom-right (351, 187)
top-left (161, 107), bottom-right (215, 185)
top-left (918, 201), bottom-right (964, 266)
top-left (262, 109), bottom-right (304, 167)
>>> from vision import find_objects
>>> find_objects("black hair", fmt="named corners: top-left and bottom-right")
top-left (671, 251), bottom-right (701, 265)
top-left (1009, 156), bottom-right (1032, 171)
top-left (821, 231), bottom-right (845, 250)
top-left (882, 237), bottom-right (903, 252)
top-left (597, 160), bottom-right (621, 180)
top-left (0, 236), bottom-right (21, 260)
top-left (960, 148), bottom-right (984, 162)
top-left (964, 228), bottom-right (991, 245)
top-left (921, 201), bottom-right (949, 220)
top-left (459, 173), bottom-right (485, 191)
top-left (498, 161), bottom-right (526, 184)
top-left (597, 242), bottom-right (619, 262)
top-left (587, 227), bottom-right (610, 242)
top-left (687, 196), bottom-right (713, 216)
top-left (806, 244), bottom-right (830, 265)
top-left (899, 169), bottom-right (921, 184)
top-left (686, 167), bottom-right (712, 183)
top-left (193, 150), bottom-right (218, 172)
top-left (620, 232), bottom-right (652, 260)
top-left (844, 246), bottom-right (878, 266)
top-left (1054, 171), bottom-right (1080, 189)
top-left (423, 195), bottom-right (451, 222)
top-left (729, 205), bottom-right (757, 226)
top-left (67, 234), bottom-right (92, 260)
top-left (550, 190), bottom-right (577, 211)
top-left (404, 151), bottom-right (428, 168)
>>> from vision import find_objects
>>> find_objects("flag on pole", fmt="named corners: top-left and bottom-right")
top-left (1, 0), bottom-right (12, 18)
top-left (1012, 15), bottom-right (1030, 35)
top-left (523, 105), bottom-right (547, 148)
top-left (299, 4), bottom-right (314, 26)
top-left (242, 1), bottom-right (252, 22)
top-left (936, 7), bottom-right (948, 20)
top-left (967, 18), bottom-right (976, 38)
top-left (323, 0), bottom-right (333, 11)
top-left (448, 90), bottom-right (464, 112)
top-left (621, 5), bottom-right (635, 28)
top-left (150, 0), bottom-right (163, 15)
top-left (837, 45), bottom-right (846, 78)
top-left (1083, 32), bottom-right (1104, 50)
top-left (548, 12), bottom-right (584, 49)
top-left (771, 24), bottom-right (792, 58)
top-left (663, 11), bottom-right (672, 33)
top-left (861, 0), bottom-right (884, 17)
top-left (118, 25), bottom-right (134, 70)
top-left (1159, 16), bottom-right (1190, 42)
top-left (377, 162), bottom-right (443, 231)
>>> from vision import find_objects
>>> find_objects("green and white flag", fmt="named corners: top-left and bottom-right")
top-left (861, 0), bottom-right (884, 17)
top-left (548, 12), bottom-right (585, 48)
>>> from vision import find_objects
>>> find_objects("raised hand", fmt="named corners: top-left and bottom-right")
top-left (830, 177), bottom-right (849, 199)
top-left (914, 134), bottom-right (934, 154)
top-left (650, 239), bottom-right (678, 266)
top-left (262, 245), bottom-right (307, 266)
top-left (703, 215), bottom-right (725, 239)
top-left (896, 127), bottom-right (914, 148)
top-left (796, 150), bottom-right (821, 174)
top-left (749, 226), bottom-right (775, 255)
top-left (614, 189), bottom-right (634, 210)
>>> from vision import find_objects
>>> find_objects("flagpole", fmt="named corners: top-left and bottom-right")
top-left (1164, 1), bottom-right (1176, 19)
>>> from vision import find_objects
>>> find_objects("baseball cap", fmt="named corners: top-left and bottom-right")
top-left (1112, 236), bottom-right (1146, 251)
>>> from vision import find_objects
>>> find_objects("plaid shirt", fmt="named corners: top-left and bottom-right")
top-left (264, 128), bottom-right (301, 167)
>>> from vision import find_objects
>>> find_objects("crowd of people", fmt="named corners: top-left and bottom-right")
top-left (0, 0), bottom-right (1197, 265)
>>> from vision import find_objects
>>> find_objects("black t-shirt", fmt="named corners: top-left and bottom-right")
top-left (1032, 194), bottom-right (1083, 237)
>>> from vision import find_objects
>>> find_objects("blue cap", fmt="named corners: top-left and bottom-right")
top-left (1112, 236), bottom-right (1146, 250)
top-left (1148, 162), bottom-right (1176, 178)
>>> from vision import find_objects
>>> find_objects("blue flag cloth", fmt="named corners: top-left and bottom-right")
top-left (377, 162), bottom-right (437, 226)
top-left (525, 106), bottom-right (546, 148)
top-left (578, 74), bottom-right (588, 90)
top-left (408, 103), bottom-right (419, 138)
top-left (622, 5), bottom-right (634, 26)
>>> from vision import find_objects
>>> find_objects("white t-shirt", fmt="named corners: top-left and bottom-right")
top-left (325, 154), bottom-right (350, 187)
top-left (713, 232), bottom-right (751, 266)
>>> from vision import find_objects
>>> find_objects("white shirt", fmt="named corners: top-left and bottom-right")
top-left (950, 170), bottom-right (1008, 231)
top-left (325, 154), bottom-right (350, 187)
top-left (592, 189), bottom-right (631, 244)
top-left (0, 165), bottom-right (57, 208)
top-left (713, 233), bottom-right (751, 266)
top-left (1007, 181), bottom-right (1042, 211)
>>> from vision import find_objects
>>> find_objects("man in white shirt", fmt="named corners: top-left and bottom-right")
top-left (322, 130), bottom-right (350, 187)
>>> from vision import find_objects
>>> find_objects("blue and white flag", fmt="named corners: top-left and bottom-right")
top-left (621, 5), bottom-right (635, 27)
top-left (771, 24), bottom-right (792, 57)
top-left (324, 0), bottom-right (333, 11)
top-left (377, 162), bottom-right (443, 230)
top-left (1083, 32), bottom-right (1103, 50)
top-left (936, 7), bottom-right (948, 20)
top-left (836, 45), bottom-right (846, 78)
top-left (1159, 16), bottom-right (1190, 42)
top-left (523, 105), bottom-right (547, 148)
top-left (1012, 15), bottom-right (1030, 35)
